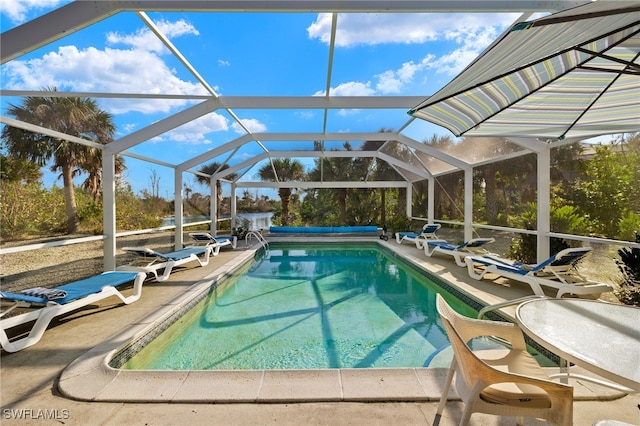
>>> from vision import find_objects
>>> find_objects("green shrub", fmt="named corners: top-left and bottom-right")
top-left (618, 212), bottom-right (640, 242)
top-left (615, 234), bottom-right (640, 306)
top-left (507, 203), bottom-right (584, 263)
top-left (387, 216), bottom-right (412, 233)
top-left (115, 190), bottom-right (163, 231)
top-left (0, 182), bottom-right (67, 240)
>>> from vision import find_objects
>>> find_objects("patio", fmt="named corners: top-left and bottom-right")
top-left (1, 238), bottom-right (638, 425)
top-left (1, 1), bottom-right (639, 424)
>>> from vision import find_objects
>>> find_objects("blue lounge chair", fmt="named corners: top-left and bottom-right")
top-left (394, 223), bottom-right (441, 248)
top-left (464, 247), bottom-right (613, 298)
top-left (188, 233), bottom-right (237, 251)
top-left (424, 237), bottom-right (495, 267)
top-left (116, 246), bottom-right (213, 282)
top-left (0, 271), bottom-right (145, 353)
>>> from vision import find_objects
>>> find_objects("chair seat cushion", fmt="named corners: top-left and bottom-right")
top-left (476, 349), bottom-right (553, 409)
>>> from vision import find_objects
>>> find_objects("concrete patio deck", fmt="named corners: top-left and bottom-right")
top-left (1, 237), bottom-right (638, 425)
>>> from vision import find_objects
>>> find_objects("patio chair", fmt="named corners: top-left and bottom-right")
top-left (434, 294), bottom-right (573, 426)
top-left (424, 237), bottom-right (495, 267)
top-left (464, 247), bottom-right (613, 298)
top-left (188, 233), bottom-right (237, 251)
top-left (394, 223), bottom-right (441, 248)
top-left (0, 271), bottom-right (145, 353)
top-left (116, 246), bottom-right (213, 282)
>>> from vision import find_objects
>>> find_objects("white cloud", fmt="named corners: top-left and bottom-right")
top-left (337, 109), bottom-right (361, 117)
top-left (1, 17), bottom-right (270, 147)
top-left (295, 111), bottom-right (314, 119)
top-left (232, 118), bottom-right (267, 134)
top-left (315, 81), bottom-right (375, 97)
top-left (308, 12), bottom-right (514, 96)
top-left (308, 13), bottom-right (517, 47)
top-left (425, 26), bottom-right (501, 75)
top-left (1, 0), bottom-right (65, 24)
top-left (2, 45), bottom-right (206, 114)
top-left (161, 113), bottom-right (229, 144)
top-left (106, 19), bottom-right (199, 54)
top-left (1, 19), bottom-right (209, 115)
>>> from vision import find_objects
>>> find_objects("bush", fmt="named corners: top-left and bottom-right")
top-left (387, 216), bottom-right (413, 233)
top-left (618, 211), bottom-right (640, 242)
top-left (507, 203), bottom-right (580, 263)
top-left (0, 182), bottom-right (67, 240)
top-left (76, 189), bottom-right (104, 234)
top-left (116, 190), bottom-right (164, 230)
top-left (232, 218), bottom-right (252, 240)
top-left (615, 234), bottom-right (640, 306)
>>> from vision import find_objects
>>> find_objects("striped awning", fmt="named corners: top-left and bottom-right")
top-left (409, 2), bottom-right (640, 140)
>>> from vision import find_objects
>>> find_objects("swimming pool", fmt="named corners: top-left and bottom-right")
top-left (118, 243), bottom-right (487, 370)
top-left (59, 240), bottom-right (552, 402)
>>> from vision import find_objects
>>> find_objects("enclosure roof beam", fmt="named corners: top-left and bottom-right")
top-left (0, 116), bottom-right (105, 150)
top-left (235, 180), bottom-right (408, 189)
top-left (108, 99), bottom-right (217, 154)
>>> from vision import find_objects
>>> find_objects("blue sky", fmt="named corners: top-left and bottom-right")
top-left (1, 1), bottom-right (551, 199)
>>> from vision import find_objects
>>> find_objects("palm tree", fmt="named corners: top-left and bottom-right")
top-left (257, 158), bottom-right (305, 225)
top-left (364, 132), bottom-right (404, 226)
top-left (83, 154), bottom-right (125, 202)
top-left (196, 161), bottom-right (237, 220)
top-left (320, 143), bottom-right (356, 224)
top-left (2, 88), bottom-right (116, 233)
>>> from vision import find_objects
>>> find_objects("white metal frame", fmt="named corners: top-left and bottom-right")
top-left (1, 1), bottom-right (605, 269)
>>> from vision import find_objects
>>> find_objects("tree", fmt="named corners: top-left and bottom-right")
top-left (420, 135), bottom-right (463, 220)
top-left (0, 154), bottom-right (42, 183)
top-left (1, 89), bottom-right (116, 233)
top-left (572, 143), bottom-right (637, 238)
top-left (196, 161), bottom-right (237, 221)
top-left (257, 158), bottom-right (305, 226)
top-left (83, 154), bottom-right (125, 202)
top-left (365, 132), bottom-right (404, 225)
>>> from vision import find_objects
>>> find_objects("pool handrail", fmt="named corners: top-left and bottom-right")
top-left (246, 230), bottom-right (269, 251)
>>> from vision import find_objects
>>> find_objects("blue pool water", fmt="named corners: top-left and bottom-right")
top-left (121, 243), bottom-right (498, 370)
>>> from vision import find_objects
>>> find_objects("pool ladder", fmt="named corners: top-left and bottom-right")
top-left (245, 230), bottom-right (269, 252)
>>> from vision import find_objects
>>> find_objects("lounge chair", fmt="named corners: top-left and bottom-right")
top-left (394, 223), bottom-right (441, 248)
top-left (116, 246), bottom-right (213, 282)
top-left (0, 271), bottom-right (145, 353)
top-left (464, 247), bottom-right (613, 298)
top-left (434, 294), bottom-right (573, 426)
top-left (424, 237), bottom-right (495, 267)
top-left (188, 233), bottom-right (237, 250)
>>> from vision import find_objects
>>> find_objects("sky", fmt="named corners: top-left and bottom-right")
top-left (1, 1), bottom-right (601, 200)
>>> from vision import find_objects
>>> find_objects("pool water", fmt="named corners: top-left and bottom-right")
top-left (122, 243), bottom-right (501, 370)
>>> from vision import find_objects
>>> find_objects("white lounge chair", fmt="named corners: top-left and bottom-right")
top-left (394, 223), bottom-right (441, 248)
top-left (464, 247), bottom-right (613, 298)
top-left (188, 233), bottom-right (237, 250)
top-left (117, 246), bottom-right (213, 282)
top-left (434, 294), bottom-right (573, 426)
top-left (424, 237), bottom-right (495, 267)
top-left (0, 271), bottom-right (145, 353)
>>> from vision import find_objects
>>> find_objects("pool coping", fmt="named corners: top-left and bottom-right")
top-left (58, 241), bottom-right (456, 402)
top-left (58, 239), bottom-right (625, 403)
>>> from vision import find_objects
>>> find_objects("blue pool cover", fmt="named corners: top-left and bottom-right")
top-left (269, 226), bottom-right (378, 234)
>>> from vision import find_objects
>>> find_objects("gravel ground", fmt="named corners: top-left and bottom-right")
top-left (0, 231), bottom-right (181, 293)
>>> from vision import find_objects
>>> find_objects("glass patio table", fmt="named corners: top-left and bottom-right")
top-left (516, 298), bottom-right (640, 393)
